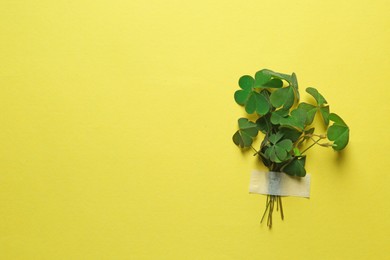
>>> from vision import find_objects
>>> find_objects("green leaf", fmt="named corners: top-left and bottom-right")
top-left (270, 86), bottom-right (294, 109)
top-left (285, 108), bottom-right (307, 130)
top-left (234, 76), bottom-right (254, 106)
top-left (254, 70), bottom-right (272, 87)
top-left (232, 130), bottom-right (251, 148)
top-left (329, 113), bottom-right (347, 127)
top-left (264, 146), bottom-right (272, 159)
top-left (238, 118), bottom-right (258, 136)
top-left (262, 78), bottom-right (283, 88)
top-left (291, 72), bottom-right (299, 101)
top-left (275, 146), bottom-right (287, 161)
top-left (234, 89), bottom-right (250, 105)
top-left (235, 75), bottom-right (270, 115)
top-left (245, 93), bottom-right (257, 114)
top-left (279, 127), bottom-right (302, 142)
top-left (298, 101), bottom-right (329, 127)
top-left (269, 146), bottom-right (281, 163)
top-left (260, 146), bottom-right (272, 168)
top-left (256, 114), bottom-right (271, 134)
top-left (277, 139), bottom-right (293, 151)
top-left (260, 69), bottom-right (292, 82)
top-left (244, 92), bottom-right (270, 115)
top-left (270, 109), bottom-right (289, 125)
top-left (238, 75), bottom-right (254, 91)
top-left (306, 87), bottom-right (327, 106)
top-left (265, 137), bottom-right (293, 163)
top-left (319, 106), bottom-right (330, 126)
top-left (327, 125), bottom-right (349, 151)
top-left (232, 118), bottom-right (259, 148)
top-left (254, 92), bottom-right (270, 115)
top-left (327, 113), bottom-right (349, 151)
top-left (298, 102), bottom-right (317, 125)
top-left (278, 108), bottom-right (307, 130)
top-left (282, 156), bottom-right (306, 177)
top-left (269, 132), bottom-right (284, 144)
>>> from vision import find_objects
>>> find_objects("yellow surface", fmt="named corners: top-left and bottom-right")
top-left (0, 0), bottom-right (389, 259)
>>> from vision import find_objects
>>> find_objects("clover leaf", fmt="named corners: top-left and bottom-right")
top-left (327, 113), bottom-right (349, 151)
top-left (299, 87), bottom-right (330, 125)
top-left (254, 69), bottom-right (284, 88)
top-left (306, 87), bottom-right (327, 105)
top-left (282, 156), bottom-right (306, 177)
top-left (297, 103), bottom-right (316, 124)
top-left (232, 118), bottom-right (259, 148)
top-left (264, 132), bottom-right (293, 163)
top-left (258, 69), bottom-right (300, 102)
top-left (234, 75), bottom-right (270, 115)
top-left (258, 69), bottom-right (292, 82)
top-left (271, 107), bottom-right (307, 131)
top-left (270, 86), bottom-right (295, 109)
top-left (232, 69), bottom-right (350, 228)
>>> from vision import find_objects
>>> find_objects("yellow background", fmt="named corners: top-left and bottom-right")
top-left (1, 0), bottom-right (389, 259)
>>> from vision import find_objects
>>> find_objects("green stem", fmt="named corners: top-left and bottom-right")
top-left (301, 137), bottom-right (322, 154)
top-left (260, 165), bottom-right (285, 228)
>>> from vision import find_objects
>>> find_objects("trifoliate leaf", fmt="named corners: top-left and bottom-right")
top-left (232, 118), bottom-right (259, 148)
top-left (234, 75), bottom-right (254, 105)
top-left (234, 75), bottom-right (270, 115)
top-left (327, 113), bottom-right (349, 151)
top-left (306, 87), bottom-right (327, 106)
top-left (282, 156), bottom-right (306, 177)
top-left (298, 103), bottom-right (329, 126)
top-left (263, 69), bottom-right (299, 101)
top-left (265, 135), bottom-right (293, 163)
top-left (298, 102), bottom-right (317, 125)
top-left (270, 86), bottom-right (295, 109)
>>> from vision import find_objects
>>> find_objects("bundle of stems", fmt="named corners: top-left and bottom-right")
top-left (261, 195), bottom-right (284, 228)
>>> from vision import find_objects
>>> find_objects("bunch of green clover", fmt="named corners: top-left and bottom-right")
top-left (233, 69), bottom-right (349, 177)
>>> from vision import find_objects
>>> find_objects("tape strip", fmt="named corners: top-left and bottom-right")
top-left (249, 171), bottom-right (311, 198)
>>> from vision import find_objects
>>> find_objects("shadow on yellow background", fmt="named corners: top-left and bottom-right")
top-left (0, 0), bottom-right (389, 259)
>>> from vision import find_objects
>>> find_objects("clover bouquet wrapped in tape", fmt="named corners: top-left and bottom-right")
top-left (232, 69), bottom-right (350, 228)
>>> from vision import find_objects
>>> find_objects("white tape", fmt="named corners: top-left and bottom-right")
top-left (249, 171), bottom-right (311, 198)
